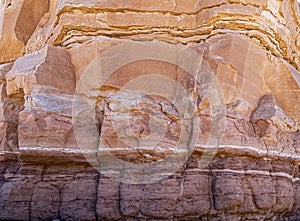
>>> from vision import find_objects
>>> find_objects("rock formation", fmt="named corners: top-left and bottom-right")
top-left (0, 0), bottom-right (299, 220)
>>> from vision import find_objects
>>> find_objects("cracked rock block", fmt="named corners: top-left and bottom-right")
top-left (251, 94), bottom-right (296, 132)
top-left (0, 98), bottom-right (23, 151)
top-left (213, 174), bottom-right (244, 210)
top-left (251, 94), bottom-right (299, 152)
top-left (175, 171), bottom-right (210, 217)
top-left (251, 94), bottom-right (294, 124)
top-left (204, 34), bottom-right (267, 117)
top-left (141, 179), bottom-right (181, 218)
top-left (60, 179), bottom-right (97, 220)
top-left (6, 46), bottom-right (75, 97)
top-left (5, 46), bottom-right (77, 151)
top-left (264, 59), bottom-right (300, 123)
top-left (0, 0), bottom-right (50, 63)
top-left (119, 183), bottom-right (142, 217)
top-left (17, 87), bottom-right (76, 150)
top-left (249, 176), bottom-right (276, 210)
top-left (99, 91), bottom-right (182, 164)
top-left (0, 180), bottom-right (34, 220)
top-left (97, 176), bottom-right (121, 220)
top-left (0, 63), bottom-right (23, 152)
top-left (31, 182), bottom-right (60, 221)
top-left (273, 178), bottom-right (294, 212)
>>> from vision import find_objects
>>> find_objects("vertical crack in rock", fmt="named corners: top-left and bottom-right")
top-left (0, 63), bottom-right (24, 152)
top-left (94, 173), bottom-right (100, 221)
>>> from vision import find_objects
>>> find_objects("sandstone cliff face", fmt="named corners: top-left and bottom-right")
top-left (0, 0), bottom-right (300, 220)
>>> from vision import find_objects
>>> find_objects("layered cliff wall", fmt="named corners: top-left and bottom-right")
top-left (0, 0), bottom-right (300, 220)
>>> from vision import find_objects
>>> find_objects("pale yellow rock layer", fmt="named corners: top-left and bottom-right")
top-left (23, 0), bottom-right (300, 71)
top-left (1, 0), bottom-right (299, 70)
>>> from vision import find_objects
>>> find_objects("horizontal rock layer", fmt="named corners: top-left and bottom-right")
top-left (0, 151), bottom-right (299, 220)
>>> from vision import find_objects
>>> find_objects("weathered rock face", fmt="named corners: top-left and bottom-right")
top-left (0, 0), bottom-right (50, 63)
top-left (0, 0), bottom-right (299, 220)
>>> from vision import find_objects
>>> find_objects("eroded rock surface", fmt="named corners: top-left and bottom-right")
top-left (0, 0), bottom-right (299, 220)
top-left (0, 0), bottom-right (50, 63)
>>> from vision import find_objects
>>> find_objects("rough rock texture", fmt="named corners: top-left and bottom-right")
top-left (0, 0), bottom-right (50, 63)
top-left (0, 0), bottom-right (299, 220)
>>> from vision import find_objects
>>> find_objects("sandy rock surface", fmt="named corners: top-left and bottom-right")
top-left (0, 0), bottom-right (299, 220)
